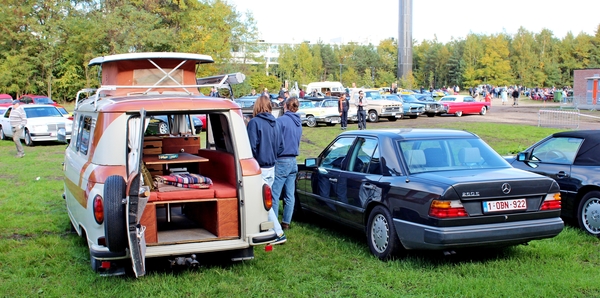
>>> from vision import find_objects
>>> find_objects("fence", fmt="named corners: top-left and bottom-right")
top-left (538, 108), bottom-right (580, 129)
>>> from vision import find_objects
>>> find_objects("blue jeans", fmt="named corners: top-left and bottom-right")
top-left (261, 167), bottom-right (284, 236)
top-left (271, 157), bottom-right (297, 225)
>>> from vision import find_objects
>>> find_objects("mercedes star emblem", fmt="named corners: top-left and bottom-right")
top-left (501, 183), bottom-right (511, 194)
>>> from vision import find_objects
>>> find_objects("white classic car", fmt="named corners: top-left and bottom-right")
top-left (0, 104), bottom-right (72, 146)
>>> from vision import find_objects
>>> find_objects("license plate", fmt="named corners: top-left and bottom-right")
top-left (50, 132), bottom-right (56, 136)
top-left (483, 199), bottom-right (527, 213)
top-left (392, 112), bottom-right (396, 116)
top-left (331, 118), bottom-right (340, 123)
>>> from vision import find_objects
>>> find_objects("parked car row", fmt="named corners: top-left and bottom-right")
top-left (0, 104), bottom-right (72, 146)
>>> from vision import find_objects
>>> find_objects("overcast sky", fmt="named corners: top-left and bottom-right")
top-left (225, 0), bottom-right (599, 44)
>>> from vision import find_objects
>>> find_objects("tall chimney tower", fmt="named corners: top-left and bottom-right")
top-left (398, 0), bottom-right (413, 79)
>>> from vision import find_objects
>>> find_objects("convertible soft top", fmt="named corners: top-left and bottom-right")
top-left (554, 130), bottom-right (600, 166)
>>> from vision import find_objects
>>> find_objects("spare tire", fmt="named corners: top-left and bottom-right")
top-left (104, 175), bottom-right (127, 252)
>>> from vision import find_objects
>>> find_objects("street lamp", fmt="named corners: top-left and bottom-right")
top-left (339, 64), bottom-right (344, 84)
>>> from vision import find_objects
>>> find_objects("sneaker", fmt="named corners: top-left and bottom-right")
top-left (281, 222), bottom-right (290, 230)
top-left (272, 234), bottom-right (287, 245)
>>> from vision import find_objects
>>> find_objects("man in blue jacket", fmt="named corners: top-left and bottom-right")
top-left (271, 96), bottom-right (302, 230)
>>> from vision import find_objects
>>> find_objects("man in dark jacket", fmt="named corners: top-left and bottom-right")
top-left (512, 88), bottom-right (520, 106)
top-left (270, 96), bottom-right (302, 230)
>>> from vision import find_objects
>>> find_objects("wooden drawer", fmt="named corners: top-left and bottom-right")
top-left (162, 136), bottom-right (200, 154)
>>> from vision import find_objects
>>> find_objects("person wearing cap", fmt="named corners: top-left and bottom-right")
top-left (9, 100), bottom-right (27, 158)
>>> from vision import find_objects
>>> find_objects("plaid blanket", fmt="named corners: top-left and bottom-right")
top-left (155, 173), bottom-right (212, 189)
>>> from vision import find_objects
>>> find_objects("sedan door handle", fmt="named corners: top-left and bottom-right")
top-left (328, 178), bottom-right (337, 182)
top-left (362, 184), bottom-right (375, 189)
top-left (556, 171), bottom-right (569, 179)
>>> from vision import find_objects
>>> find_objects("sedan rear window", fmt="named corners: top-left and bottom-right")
top-left (398, 138), bottom-right (510, 173)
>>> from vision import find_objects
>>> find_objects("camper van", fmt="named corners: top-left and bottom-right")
top-left (61, 52), bottom-right (277, 277)
top-left (305, 81), bottom-right (346, 97)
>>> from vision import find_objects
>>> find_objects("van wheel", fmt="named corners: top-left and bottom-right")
top-left (368, 110), bottom-right (379, 122)
top-left (577, 191), bottom-right (600, 237)
top-left (104, 175), bottom-right (127, 252)
top-left (366, 205), bottom-right (403, 260)
top-left (24, 130), bottom-right (34, 146)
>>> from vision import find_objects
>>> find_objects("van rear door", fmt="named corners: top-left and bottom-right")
top-left (126, 110), bottom-right (148, 277)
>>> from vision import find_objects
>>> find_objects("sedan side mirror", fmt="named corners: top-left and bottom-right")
top-left (516, 152), bottom-right (528, 162)
top-left (305, 158), bottom-right (317, 167)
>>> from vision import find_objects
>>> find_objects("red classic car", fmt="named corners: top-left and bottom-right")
top-left (440, 95), bottom-right (490, 117)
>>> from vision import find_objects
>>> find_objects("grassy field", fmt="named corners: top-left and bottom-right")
top-left (1, 122), bottom-right (599, 297)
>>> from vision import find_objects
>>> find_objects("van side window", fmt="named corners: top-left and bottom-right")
top-left (75, 116), bottom-right (93, 155)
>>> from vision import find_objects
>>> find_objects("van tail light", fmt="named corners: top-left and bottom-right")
top-left (93, 194), bottom-right (104, 224)
top-left (540, 193), bottom-right (561, 210)
top-left (262, 184), bottom-right (273, 211)
top-left (429, 200), bottom-right (467, 218)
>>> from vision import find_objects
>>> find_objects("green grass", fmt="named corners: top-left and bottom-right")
top-left (1, 123), bottom-right (599, 297)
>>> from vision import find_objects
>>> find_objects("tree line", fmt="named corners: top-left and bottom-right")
top-left (1, 1), bottom-right (599, 102)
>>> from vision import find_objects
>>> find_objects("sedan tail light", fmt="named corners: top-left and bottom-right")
top-left (540, 193), bottom-right (561, 210)
top-left (429, 200), bottom-right (467, 218)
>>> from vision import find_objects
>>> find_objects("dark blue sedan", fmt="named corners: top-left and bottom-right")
top-left (295, 129), bottom-right (564, 259)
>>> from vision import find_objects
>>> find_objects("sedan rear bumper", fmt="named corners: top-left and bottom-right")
top-left (394, 217), bottom-right (564, 250)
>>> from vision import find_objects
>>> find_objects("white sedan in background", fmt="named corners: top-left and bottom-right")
top-left (0, 104), bottom-right (72, 146)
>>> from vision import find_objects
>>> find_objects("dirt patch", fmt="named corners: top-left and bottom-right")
top-left (369, 98), bottom-right (600, 129)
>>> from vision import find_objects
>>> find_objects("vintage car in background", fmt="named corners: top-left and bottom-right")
top-left (350, 89), bottom-right (403, 122)
top-left (506, 130), bottom-right (600, 237)
top-left (0, 104), bottom-right (72, 145)
top-left (17, 94), bottom-right (57, 105)
top-left (383, 94), bottom-right (425, 119)
top-left (439, 95), bottom-right (490, 117)
top-left (295, 129), bottom-right (564, 259)
top-left (300, 99), bottom-right (344, 128)
top-left (0, 94), bottom-right (13, 107)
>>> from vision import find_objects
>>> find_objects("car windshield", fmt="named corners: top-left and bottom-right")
top-left (401, 95), bottom-right (420, 103)
top-left (398, 137), bottom-right (510, 174)
top-left (440, 97), bottom-right (457, 102)
top-left (364, 91), bottom-right (383, 100)
top-left (0, 99), bottom-right (12, 104)
top-left (24, 106), bottom-right (62, 118)
top-left (35, 97), bottom-right (54, 104)
top-left (299, 101), bottom-right (316, 109)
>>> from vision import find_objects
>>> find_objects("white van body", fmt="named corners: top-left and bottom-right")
top-left (305, 81), bottom-right (346, 97)
top-left (61, 52), bottom-right (276, 277)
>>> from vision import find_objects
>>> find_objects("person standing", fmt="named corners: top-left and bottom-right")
top-left (512, 88), bottom-right (520, 106)
top-left (338, 93), bottom-right (349, 130)
top-left (354, 90), bottom-right (368, 130)
top-left (271, 96), bottom-right (302, 230)
top-left (246, 95), bottom-right (286, 244)
top-left (9, 100), bottom-right (27, 158)
top-left (501, 88), bottom-right (508, 105)
top-left (298, 88), bottom-right (305, 98)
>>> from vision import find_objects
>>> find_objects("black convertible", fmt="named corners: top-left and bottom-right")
top-left (507, 130), bottom-right (600, 237)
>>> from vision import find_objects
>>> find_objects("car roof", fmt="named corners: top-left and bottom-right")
top-left (553, 130), bottom-right (600, 165)
top-left (338, 128), bottom-right (477, 140)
